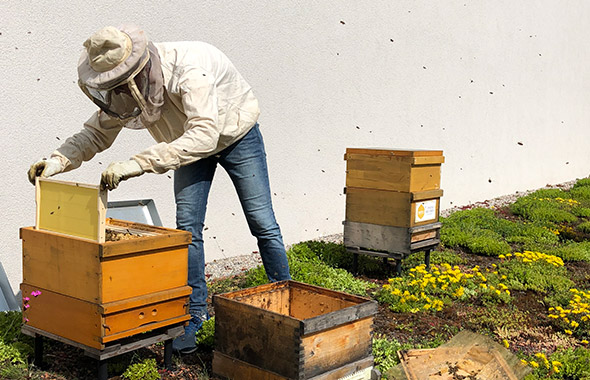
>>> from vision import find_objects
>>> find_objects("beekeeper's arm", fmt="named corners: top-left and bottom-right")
top-left (133, 65), bottom-right (220, 173)
top-left (28, 111), bottom-right (123, 184)
top-left (102, 65), bottom-right (220, 190)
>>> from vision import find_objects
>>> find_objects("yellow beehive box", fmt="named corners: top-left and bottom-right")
top-left (345, 148), bottom-right (444, 193)
top-left (345, 187), bottom-right (443, 228)
top-left (21, 220), bottom-right (192, 349)
top-left (22, 178), bottom-right (192, 349)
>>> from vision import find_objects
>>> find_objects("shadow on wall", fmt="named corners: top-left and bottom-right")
top-left (0, 261), bottom-right (18, 311)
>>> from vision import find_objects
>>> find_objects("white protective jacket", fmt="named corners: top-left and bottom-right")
top-left (52, 41), bottom-right (260, 174)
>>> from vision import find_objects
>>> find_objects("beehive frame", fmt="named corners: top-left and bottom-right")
top-left (35, 177), bottom-right (107, 243)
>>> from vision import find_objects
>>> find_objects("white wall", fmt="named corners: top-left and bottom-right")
top-left (1, 1), bottom-right (589, 304)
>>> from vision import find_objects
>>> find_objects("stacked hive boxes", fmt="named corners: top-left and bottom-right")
top-left (21, 178), bottom-right (191, 350)
top-left (344, 148), bottom-right (444, 256)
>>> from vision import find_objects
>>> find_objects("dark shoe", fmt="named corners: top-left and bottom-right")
top-left (172, 314), bottom-right (208, 354)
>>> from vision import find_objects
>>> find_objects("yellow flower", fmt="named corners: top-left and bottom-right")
top-left (581, 340), bottom-right (589, 345)
top-left (530, 361), bottom-right (539, 368)
top-left (502, 339), bottom-right (509, 348)
top-left (565, 329), bottom-right (573, 335)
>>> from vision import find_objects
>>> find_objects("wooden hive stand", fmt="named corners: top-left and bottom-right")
top-left (343, 148), bottom-right (444, 275)
top-left (21, 178), bottom-right (192, 380)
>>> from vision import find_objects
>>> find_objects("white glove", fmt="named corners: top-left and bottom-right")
top-left (101, 160), bottom-right (144, 190)
top-left (28, 157), bottom-right (65, 184)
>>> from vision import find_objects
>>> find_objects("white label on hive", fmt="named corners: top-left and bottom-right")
top-left (415, 199), bottom-right (437, 222)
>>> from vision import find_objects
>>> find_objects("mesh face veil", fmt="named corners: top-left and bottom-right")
top-left (78, 25), bottom-right (155, 124)
top-left (79, 53), bottom-right (151, 120)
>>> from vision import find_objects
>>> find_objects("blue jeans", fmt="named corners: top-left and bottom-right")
top-left (174, 124), bottom-right (291, 317)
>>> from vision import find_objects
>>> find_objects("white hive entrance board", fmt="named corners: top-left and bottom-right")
top-left (35, 178), bottom-right (107, 243)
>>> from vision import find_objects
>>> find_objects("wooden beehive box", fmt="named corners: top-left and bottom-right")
top-left (20, 178), bottom-right (192, 350)
top-left (212, 281), bottom-right (378, 380)
top-left (344, 148), bottom-right (444, 255)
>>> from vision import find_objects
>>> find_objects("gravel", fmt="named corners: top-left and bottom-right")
top-left (204, 179), bottom-right (578, 280)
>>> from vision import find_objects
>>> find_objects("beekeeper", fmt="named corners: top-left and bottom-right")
top-left (27, 24), bottom-right (291, 354)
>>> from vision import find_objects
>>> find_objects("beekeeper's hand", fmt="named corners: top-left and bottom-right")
top-left (101, 160), bottom-right (144, 190)
top-left (28, 158), bottom-right (65, 184)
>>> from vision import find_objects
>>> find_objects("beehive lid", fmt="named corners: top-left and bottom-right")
top-left (346, 148), bottom-right (443, 157)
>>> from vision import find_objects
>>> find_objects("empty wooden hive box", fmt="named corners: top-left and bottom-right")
top-left (20, 178), bottom-right (192, 350)
top-left (212, 280), bottom-right (378, 380)
top-left (344, 148), bottom-right (444, 255)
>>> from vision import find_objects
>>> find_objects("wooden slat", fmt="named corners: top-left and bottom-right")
top-left (100, 286), bottom-right (191, 314)
top-left (410, 238), bottom-right (440, 251)
top-left (302, 301), bottom-right (378, 335)
top-left (101, 314), bottom-right (190, 344)
top-left (21, 227), bottom-right (101, 303)
top-left (412, 156), bottom-right (445, 165)
top-left (411, 189), bottom-right (444, 201)
top-left (104, 298), bottom-right (188, 337)
top-left (409, 222), bottom-right (442, 233)
top-left (89, 325), bottom-right (184, 360)
top-left (346, 247), bottom-right (403, 260)
top-left (345, 148), bottom-right (443, 157)
top-left (218, 280), bottom-right (290, 299)
top-left (411, 230), bottom-right (438, 243)
top-left (21, 284), bottom-right (102, 349)
top-left (289, 281), bottom-right (374, 305)
top-left (214, 295), bottom-right (302, 379)
top-left (307, 356), bottom-right (374, 380)
top-left (100, 245), bottom-right (188, 303)
top-left (101, 219), bottom-right (191, 258)
top-left (212, 351), bottom-right (290, 380)
top-left (36, 177), bottom-right (107, 242)
top-left (302, 317), bottom-right (373, 378)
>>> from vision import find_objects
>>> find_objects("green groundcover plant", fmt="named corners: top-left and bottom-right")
top-left (3, 178), bottom-right (590, 379)
top-left (243, 241), bottom-right (376, 296)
